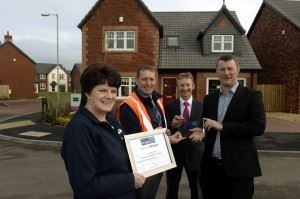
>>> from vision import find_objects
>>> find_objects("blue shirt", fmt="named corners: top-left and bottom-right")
top-left (212, 82), bottom-right (239, 159)
top-left (61, 106), bottom-right (136, 199)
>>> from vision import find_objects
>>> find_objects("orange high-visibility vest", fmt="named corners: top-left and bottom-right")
top-left (119, 92), bottom-right (167, 132)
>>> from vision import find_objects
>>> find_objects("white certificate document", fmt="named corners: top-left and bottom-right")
top-left (124, 128), bottom-right (176, 177)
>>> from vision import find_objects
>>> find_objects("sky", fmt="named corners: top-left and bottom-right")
top-left (0, 0), bottom-right (263, 69)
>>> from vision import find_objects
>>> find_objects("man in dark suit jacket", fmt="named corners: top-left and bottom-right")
top-left (165, 72), bottom-right (204, 199)
top-left (201, 55), bottom-right (266, 199)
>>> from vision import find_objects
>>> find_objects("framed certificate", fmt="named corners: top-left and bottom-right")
top-left (124, 128), bottom-right (177, 177)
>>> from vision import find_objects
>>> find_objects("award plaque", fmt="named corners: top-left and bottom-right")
top-left (124, 128), bottom-right (176, 177)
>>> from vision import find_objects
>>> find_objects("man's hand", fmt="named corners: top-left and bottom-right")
top-left (133, 173), bottom-right (145, 189)
top-left (189, 128), bottom-right (205, 143)
top-left (202, 118), bottom-right (223, 131)
top-left (168, 131), bottom-right (186, 144)
top-left (171, 115), bottom-right (185, 128)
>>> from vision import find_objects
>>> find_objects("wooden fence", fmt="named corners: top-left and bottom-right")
top-left (256, 84), bottom-right (285, 112)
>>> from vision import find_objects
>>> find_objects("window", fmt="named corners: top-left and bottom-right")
top-left (59, 74), bottom-right (64, 80)
top-left (118, 77), bottom-right (136, 98)
top-left (52, 74), bottom-right (55, 79)
top-left (39, 74), bottom-right (46, 79)
top-left (105, 31), bottom-right (135, 51)
top-left (206, 77), bottom-right (246, 94)
top-left (40, 83), bottom-right (46, 90)
top-left (167, 36), bottom-right (179, 47)
top-left (212, 35), bottom-right (234, 52)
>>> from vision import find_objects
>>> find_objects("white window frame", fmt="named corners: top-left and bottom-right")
top-left (39, 74), bottom-right (46, 80)
top-left (211, 35), bottom-right (234, 52)
top-left (40, 83), bottom-right (46, 90)
top-left (117, 77), bottom-right (136, 99)
top-left (105, 31), bottom-right (135, 51)
top-left (206, 77), bottom-right (246, 94)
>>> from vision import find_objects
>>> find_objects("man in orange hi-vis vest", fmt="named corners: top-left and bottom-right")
top-left (119, 65), bottom-right (185, 199)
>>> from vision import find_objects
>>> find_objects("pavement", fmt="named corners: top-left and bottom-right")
top-left (0, 99), bottom-right (300, 150)
top-left (0, 100), bottom-right (300, 199)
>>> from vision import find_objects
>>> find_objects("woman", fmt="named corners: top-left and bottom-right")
top-left (61, 63), bottom-right (145, 199)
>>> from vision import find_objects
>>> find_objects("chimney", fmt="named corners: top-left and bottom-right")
top-left (4, 31), bottom-right (12, 42)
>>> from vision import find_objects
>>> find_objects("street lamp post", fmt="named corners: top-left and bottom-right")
top-left (41, 13), bottom-right (60, 119)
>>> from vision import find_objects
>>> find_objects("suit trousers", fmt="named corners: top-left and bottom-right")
top-left (137, 172), bottom-right (163, 199)
top-left (201, 157), bottom-right (254, 199)
top-left (166, 165), bottom-right (201, 199)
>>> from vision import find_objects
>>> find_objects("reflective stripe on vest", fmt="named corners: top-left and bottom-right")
top-left (121, 92), bottom-right (167, 132)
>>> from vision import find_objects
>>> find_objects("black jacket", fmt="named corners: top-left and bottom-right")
top-left (201, 85), bottom-right (266, 177)
top-left (61, 106), bottom-right (136, 199)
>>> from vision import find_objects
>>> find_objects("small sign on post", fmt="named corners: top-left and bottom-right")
top-left (70, 94), bottom-right (81, 112)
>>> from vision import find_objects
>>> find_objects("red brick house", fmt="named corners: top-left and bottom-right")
top-left (0, 31), bottom-right (35, 98)
top-left (248, 0), bottom-right (300, 113)
top-left (78, 0), bottom-right (261, 103)
top-left (70, 63), bottom-right (82, 92)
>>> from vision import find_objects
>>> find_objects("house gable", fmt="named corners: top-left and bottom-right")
top-left (247, 0), bottom-right (300, 113)
top-left (0, 41), bottom-right (35, 65)
top-left (0, 41), bottom-right (35, 98)
top-left (78, 0), bottom-right (161, 71)
top-left (201, 6), bottom-right (245, 56)
top-left (202, 13), bottom-right (243, 56)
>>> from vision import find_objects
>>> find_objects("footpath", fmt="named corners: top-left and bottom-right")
top-left (0, 99), bottom-right (300, 150)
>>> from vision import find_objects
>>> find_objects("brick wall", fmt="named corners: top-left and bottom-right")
top-left (71, 67), bottom-right (81, 92)
top-left (248, 6), bottom-right (300, 113)
top-left (0, 43), bottom-right (35, 98)
top-left (81, 0), bottom-right (160, 73)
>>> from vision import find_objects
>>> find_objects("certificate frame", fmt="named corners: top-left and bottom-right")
top-left (124, 128), bottom-right (176, 177)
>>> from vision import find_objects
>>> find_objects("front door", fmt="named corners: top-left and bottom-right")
top-left (162, 77), bottom-right (177, 105)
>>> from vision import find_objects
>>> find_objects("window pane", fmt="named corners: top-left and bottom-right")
top-left (224, 43), bottom-right (232, 50)
top-left (107, 31), bottom-right (114, 39)
top-left (121, 77), bottom-right (129, 85)
top-left (121, 86), bottom-right (129, 96)
top-left (167, 37), bottom-right (179, 47)
top-left (117, 32), bottom-right (124, 39)
top-left (107, 39), bottom-right (114, 48)
top-left (208, 79), bottom-right (220, 93)
top-left (238, 79), bottom-right (245, 86)
top-left (224, 36), bottom-right (232, 41)
top-left (117, 40), bottom-right (124, 48)
top-left (127, 40), bottom-right (134, 49)
top-left (213, 36), bottom-right (222, 42)
top-left (127, 32), bottom-right (135, 39)
top-left (214, 43), bottom-right (221, 50)
top-left (131, 78), bottom-right (136, 85)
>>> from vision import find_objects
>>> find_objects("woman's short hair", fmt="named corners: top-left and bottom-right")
top-left (80, 63), bottom-right (121, 105)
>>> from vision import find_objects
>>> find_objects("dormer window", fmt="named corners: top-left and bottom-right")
top-left (212, 35), bottom-right (234, 52)
top-left (167, 36), bottom-right (179, 48)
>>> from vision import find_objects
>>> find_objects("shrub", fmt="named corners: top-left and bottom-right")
top-left (42, 92), bottom-right (72, 125)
